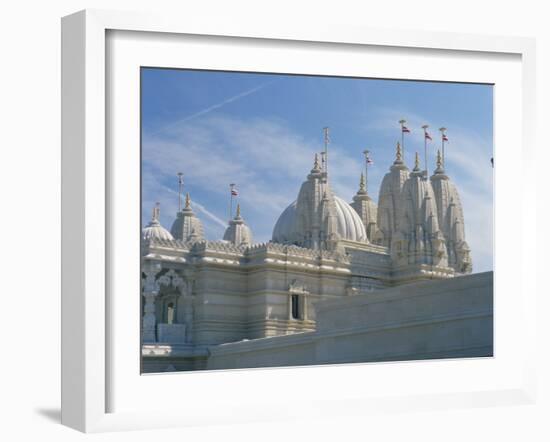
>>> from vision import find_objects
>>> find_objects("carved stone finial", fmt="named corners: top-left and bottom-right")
top-left (395, 142), bottom-right (402, 162)
top-left (236, 203), bottom-right (241, 218)
top-left (185, 192), bottom-right (191, 209)
top-left (311, 153), bottom-right (321, 173)
top-left (414, 152), bottom-right (420, 171)
top-left (359, 172), bottom-right (366, 192)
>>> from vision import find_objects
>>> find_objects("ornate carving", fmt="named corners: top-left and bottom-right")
top-left (158, 269), bottom-right (185, 290)
top-left (288, 279), bottom-right (308, 294)
top-left (142, 262), bottom-right (162, 343)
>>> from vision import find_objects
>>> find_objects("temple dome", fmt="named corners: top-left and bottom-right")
top-left (142, 204), bottom-right (174, 241)
top-left (272, 194), bottom-right (367, 244)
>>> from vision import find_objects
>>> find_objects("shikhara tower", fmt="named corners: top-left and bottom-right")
top-left (140, 130), bottom-right (475, 371)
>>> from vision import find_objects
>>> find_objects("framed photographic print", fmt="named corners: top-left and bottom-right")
top-left (139, 67), bottom-right (492, 374)
top-left (61, 9), bottom-right (537, 433)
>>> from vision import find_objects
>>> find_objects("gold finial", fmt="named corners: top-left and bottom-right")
top-left (236, 203), bottom-right (241, 218)
top-left (414, 151), bottom-right (420, 170)
top-left (396, 141), bottom-right (402, 162)
top-left (436, 149), bottom-right (442, 169)
top-left (359, 172), bottom-right (366, 191)
top-left (185, 192), bottom-right (191, 209)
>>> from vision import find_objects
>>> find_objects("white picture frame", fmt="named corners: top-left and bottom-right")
top-left (61, 9), bottom-right (537, 433)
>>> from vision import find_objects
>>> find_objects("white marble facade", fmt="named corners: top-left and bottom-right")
top-left (141, 139), bottom-right (481, 372)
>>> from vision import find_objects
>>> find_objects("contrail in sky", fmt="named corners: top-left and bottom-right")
top-left (161, 185), bottom-right (227, 229)
top-left (152, 81), bottom-right (276, 135)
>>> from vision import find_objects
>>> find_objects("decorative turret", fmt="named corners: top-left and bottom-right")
top-left (350, 172), bottom-right (380, 243)
top-left (376, 142), bottom-right (410, 248)
top-left (296, 154), bottom-right (338, 249)
top-left (273, 151), bottom-right (367, 248)
top-left (430, 151), bottom-right (472, 273)
top-left (143, 203), bottom-right (174, 241)
top-left (223, 204), bottom-right (253, 246)
top-left (170, 193), bottom-right (205, 243)
top-left (391, 159), bottom-right (449, 269)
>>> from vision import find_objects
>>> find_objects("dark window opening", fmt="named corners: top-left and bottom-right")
top-left (167, 302), bottom-right (175, 324)
top-left (291, 294), bottom-right (300, 320)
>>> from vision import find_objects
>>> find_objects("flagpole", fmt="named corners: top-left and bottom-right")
top-left (323, 127), bottom-right (330, 177)
top-left (399, 119), bottom-right (406, 161)
top-left (422, 125), bottom-right (429, 179)
top-left (439, 127), bottom-right (447, 167)
top-left (177, 172), bottom-right (184, 211)
top-left (229, 183), bottom-right (236, 221)
top-left (363, 149), bottom-right (370, 194)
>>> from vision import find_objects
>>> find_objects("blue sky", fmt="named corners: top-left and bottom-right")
top-left (141, 68), bottom-right (494, 273)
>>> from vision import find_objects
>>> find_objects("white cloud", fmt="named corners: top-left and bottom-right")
top-left (143, 115), bottom-right (371, 243)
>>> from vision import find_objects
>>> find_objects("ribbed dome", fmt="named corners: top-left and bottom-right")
top-left (272, 195), bottom-right (366, 244)
top-left (142, 204), bottom-right (174, 241)
top-left (143, 220), bottom-right (174, 241)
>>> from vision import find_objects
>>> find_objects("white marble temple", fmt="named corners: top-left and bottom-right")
top-left (141, 137), bottom-right (483, 372)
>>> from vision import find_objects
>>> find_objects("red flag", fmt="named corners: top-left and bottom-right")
top-left (425, 131), bottom-right (432, 141)
top-left (442, 134), bottom-right (449, 142)
top-left (401, 125), bottom-right (411, 133)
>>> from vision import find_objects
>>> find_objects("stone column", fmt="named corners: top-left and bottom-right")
top-left (287, 293), bottom-right (293, 320)
top-left (183, 270), bottom-right (195, 344)
top-left (142, 262), bottom-right (161, 343)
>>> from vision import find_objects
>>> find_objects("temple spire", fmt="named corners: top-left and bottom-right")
top-left (414, 151), bottom-right (420, 171)
top-left (236, 203), bottom-right (241, 218)
top-left (394, 141), bottom-right (403, 164)
top-left (185, 192), bottom-right (191, 209)
top-left (433, 149), bottom-right (445, 175)
top-left (359, 172), bottom-right (366, 193)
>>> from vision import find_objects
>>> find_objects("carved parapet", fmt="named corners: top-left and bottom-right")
top-left (144, 236), bottom-right (189, 249)
top-left (192, 240), bottom-right (246, 255)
